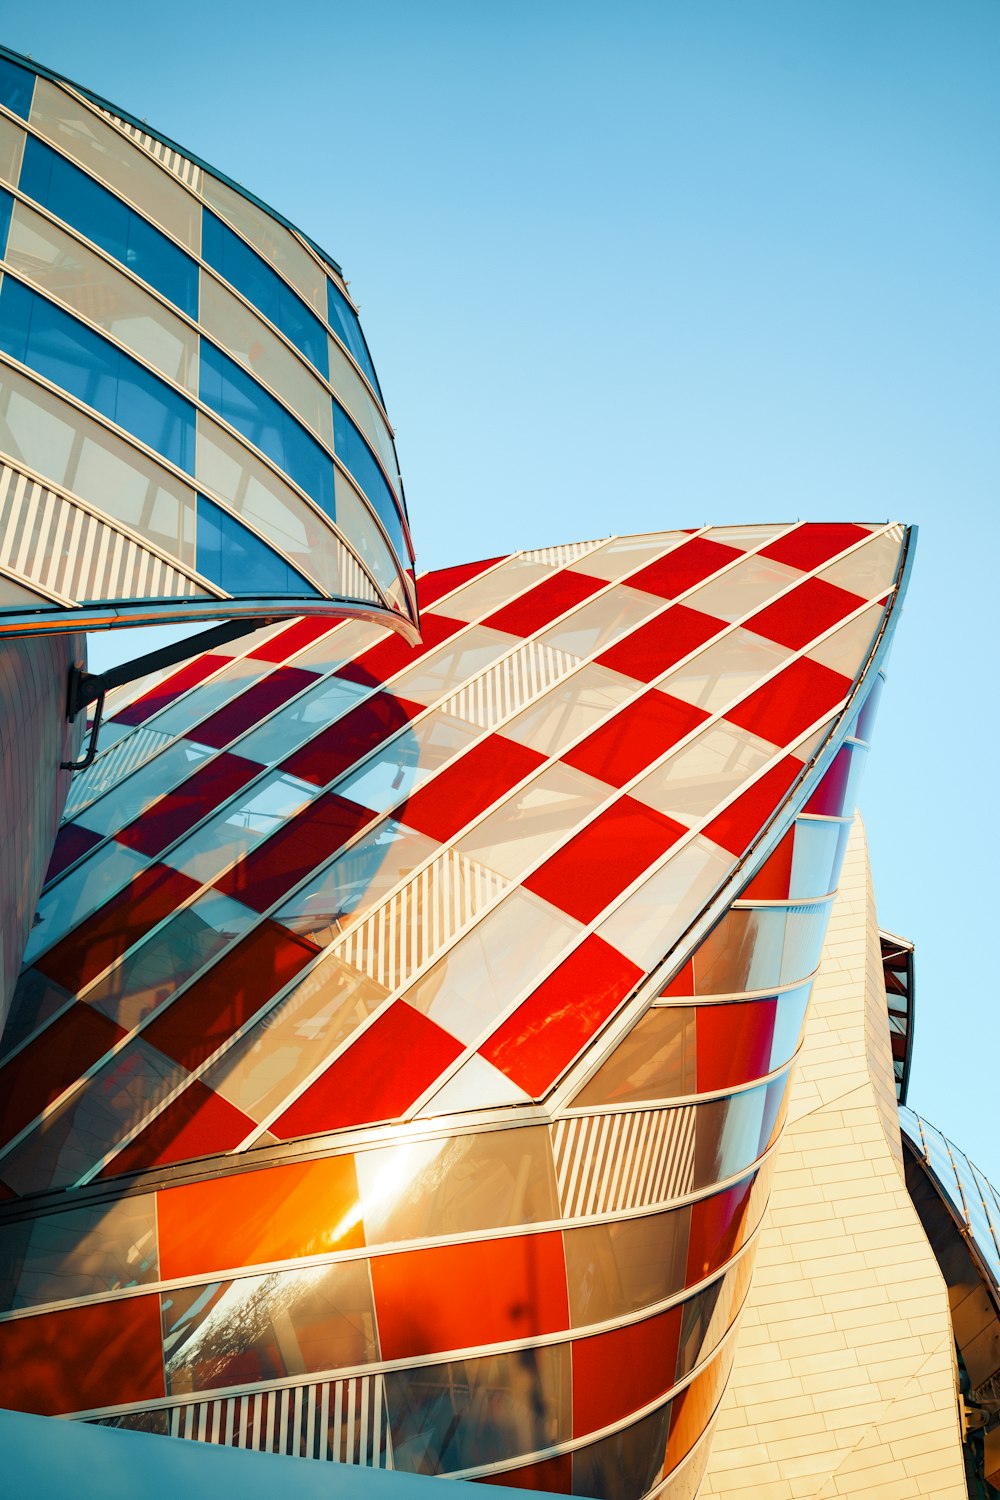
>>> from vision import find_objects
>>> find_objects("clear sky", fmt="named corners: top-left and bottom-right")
top-left (10, 2), bottom-right (998, 1175)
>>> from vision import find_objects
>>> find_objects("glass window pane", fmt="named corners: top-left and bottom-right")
top-left (789, 815), bottom-right (851, 899)
top-left (663, 627), bottom-right (793, 716)
top-left (572, 1400), bottom-right (671, 1499)
top-left (136, 653), bottom-right (273, 736)
top-left (633, 722), bottom-right (776, 825)
top-left (75, 739), bottom-right (213, 837)
top-left (505, 661), bottom-right (636, 757)
top-left (807, 601), bottom-right (882, 677)
top-left (456, 762), bottom-right (608, 880)
top-left (333, 397), bottom-right (405, 561)
top-left (817, 525), bottom-right (903, 598)
top-left (389, 625), bottom-right (513, 705)
top-left (565, 1206), bottom-right (691, 1326)
top-left (278, 817), bottom-right (437, 946)
top-left (578, 534), bottom-right (687, 583)
top-left (385, 1344), bottom-right (570, 1475)
top-left (597, 836), bottom-right (735, 972)
top-left (356, 1126), bottom-right (559, 1245)
top-left (335, 709), bottom-right (479, 814)
top-left (406, 888), bottom-right (581, 1044)
top-left (0, 362), bottom-right (197, 561)
top-left (30, 79), bottom-right (201, 250)
top-left (694, 1084), bottom-right (769, 1189)
top-left (236, 674), bottom-right (368, 766)
top-left (195, 493), bottom-right (318, 597)
top-left (0, 54), bottom-right (34, 118)
top-left (688, 552), bottom-right (800, 622)
top-left (23, 841), bottom-right (149, 967)
top-left (0, 113), bottom-right (26, 186)
top-left (162, 1258), bottom-right (377, 1394)
top-left (327, 332), bottom-right (395, 481)
top-left (768, 982), bottom-right (811, 1070)
top-left (327, 277), bottom-right (383, 401)
top-left (539, 586), bottom-right (660, 659)
top-left (0, 1194), bottom-right (157, 1312)
top-left (166, 770), bottom-right (319, 885)
top-left (202, 172), bottom-right (325, 315)
top-left (690, 900), bottom-right (832, 995)
top-left (573, 1008), bottom-right (697, 1108)
top-left (333, 472), bottom-right (404, 595)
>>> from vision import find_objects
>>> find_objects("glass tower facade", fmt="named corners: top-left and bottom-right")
top-left (0, 521), bottom-right (915, 1496)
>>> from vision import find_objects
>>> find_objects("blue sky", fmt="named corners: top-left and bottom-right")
top-left (10, 2), bottom-right (998, 1175)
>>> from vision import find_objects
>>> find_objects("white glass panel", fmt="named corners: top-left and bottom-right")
top-left (0, 113), bottom-right (26, 185)
top-left (200, 274), bottom-right (333, 444)
top-left (166, 770), bottom-right (319, 884)
top-left (406, 888), bottom-right (581, 1044)
top-left (278, 818), bottom-right (438, 946)
top-left (335, 710), bottom-right (479, 813)
top-left (663, 627), bottom-right (792, 715)
top-left (807, 602), bottom-right (882, 677)
top-left (30, 81), bottom-right (200, 251)
top-left (327, 334), bottom-right (397, 484)
top-left (689, 553), bottom-right (800, 622)
top-left (577, 534), bottom-right (686, 582)
top-left (702, 523), bottom-right (789, 551)
top-left (390, 625), bottom-right (513, 702)
top-left (23, 842), bottom-right (149, 966)
top-left (420, 1054), bottom-right (529, 1115)
top-left (504, 661), bottom-right (636, 756)
top-left (236, 674), bottom-right (368, 765)
top-left (75, 740), bottom-right (214, 837)
top-left (538, 586), bottom-right (660, 659)
top-left (201, 172), bottom-right (324, 313)
top-left (333, 472), bottom-right (402, 592)
top-left (456, 762), bottom-right (608, 880)
top-left (6, 202), bottom-right (198, 391)
top-left (437, 557), bottom-right (552, 623)
top-left (597, 836), bottom-right (735, 969)
top-left (817, 525), bottom-right (903, 598)
top-left (633, 722), bottom-right (776, 826)
top-left (0, 364), bottom-right (198, 562)
top-left (196, 414), bottom-right (345, 596)
top-left (289, 618), bottom-right (388, 674)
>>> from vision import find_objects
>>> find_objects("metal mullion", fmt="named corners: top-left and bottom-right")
top-left (650, 972), bottom-right (819, 1008)
top-left (557, 1044), bottom-right (801, 1120)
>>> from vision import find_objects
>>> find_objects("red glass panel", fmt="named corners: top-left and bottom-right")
top-left (0, 1005), bottom-right (125, 1147)
top-left (759, 522), bottom-right (869, 572)
top-left (110, 653), bottom-right (230, 726)
top-left (0, 1294), bottom-right (164, 1415)
top-left (664, 1347), bottom-right (729, 1473)
top-left (481, 1454), bottom-right (572, 1492)
top-left (524, 797), bottom-right (686, 924)
top-left (247, 616), bottom-right (341, 661)
top-left (418, 557), bottom-right (505, 608)
top-left (563, 690), bottom-right (708, 787)
top-left (158, 1153), bottom-right (364, 1279)
top-left (596, 604), bottom-right (723, 683)
top-left (186, 665), bottom-right (318, 749)
top-left (117, 751), bottom-right (261, 857)
top-left (726, 657), bottom-right (850, 747)
top-left (215, 791), bottom-right (376, 911)
top-left (371, 1231), bottom-right (568, 1359)
top-left (629, 537), bottom-right (743, 599)
top-left (660, 958), bottom-right (694, 997)
top-left (696, 1001), bottom-right (777, 1093)
top-left (484, 569), bottom-right (605, 637)
top-left (141, 920), bottom-right (319, 1069)
top-left (738, 827), bottom-right (793, 900)
top-left (572, 1305), bottom-right (683, 1436)
top-left (702, 756), bottom-right (802, 856)
top-left (804, 744), bottom-right (856, 817)
top-left (43, 822), bottom-right (103, 884)
top-left (337, 612), bottom-right (464, 688)
top-left (401, 735), bottom-right (545, 843)
top-left (280, 690), bottom-right (422, 788)
top-left (745, 576), bottom-right (866, 650)
top-left (686, 1176), bottom-right (755, 1287)
top-left (103, 1079), bottom-right (256, 1176)
top-left (36, 863), bottom-right (200, 992)
top-left (272, 1000), bottom-right (465, 1138)
top-left (480, 934), bottom-right (642, 1096)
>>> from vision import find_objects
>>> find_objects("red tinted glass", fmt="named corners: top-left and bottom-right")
top-left (759, 522), bottom-right (869, 572)
top-left (572, 1305), bottom-right (683, 1436)
top-left (0, 1294), bottom-right (164, 1415)
top-left (401, 735), bottom-right (545, 843)
top-left (187, 666), bottom-right (317, 749)
top-left (281, 691), bottom-right (421, 788)
top-left (216, 791), bottom-right (376, 911)
top-left (746, 577), bottom-right (866, 650)
top-left (485, 570), bottom-right (605, 637)
top-left (0, 1005), bottom-right (125, 1147)
top-left (524, 797), bottom-right (685, 924)
top-left (596, 604), bottom-right (722, 683)
top-left (726, 658), bottom-right (850, 747)
top-left (110, 653), bottom-right (230, 726)
top-left (117, 752), bottom-right (261, 857)
top-left (702, 756), bottom-right (802, 856)
top-left (103, 1079), bottom-right (255, 1176)
top-left (563, 691), bottom-right (708, 787)
top-left (629, 538), bottom-right (743, 599)
top-left (696, 1001), bottom-right (777, 1092)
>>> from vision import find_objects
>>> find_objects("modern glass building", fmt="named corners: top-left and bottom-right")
top-left (4, 519), bottom-right (978, 1500)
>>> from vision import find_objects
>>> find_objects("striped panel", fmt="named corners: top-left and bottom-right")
top-left (518, 540), bottom-right (604, 566)
top-left (336, 542), bottom-right (381, 605)
top-left (94, 1375), bottom-right (392, 1466)
top-left (61, 726), bottom-right (173, 821)
top-left (0, 463), bottom-right (205, 606)
top-left (552, 1107), bottom-right (697, 1217)
top-left (99, 110), bottom-right (204, 190)
top-left (335, 848), bottom-right (509, 993)
top-left (440, 639), bottom-right (581, 730)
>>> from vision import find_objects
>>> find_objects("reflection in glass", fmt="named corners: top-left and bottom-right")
top-left (573, 1009), bottom-right (697, 1108)
top-left (386, 1343), bottom-right (569, 1475)
top-left (356, 1127), bottom-right (559, 1246)
top-left (564, 1207), bottom-right (691, 1327)
top-left (572, 1399), bottom-right (671, 1500)
top-left (0, 1192), bottom-right (156, 1312)
top-left (162, 1258), bottom-right (377, 1394)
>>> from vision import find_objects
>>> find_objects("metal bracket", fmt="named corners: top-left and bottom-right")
top-left (60, 616), bottom-right (273, 773)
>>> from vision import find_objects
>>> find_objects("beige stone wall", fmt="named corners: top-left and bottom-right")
top-left (699, 818), bottom-right (966, 1500)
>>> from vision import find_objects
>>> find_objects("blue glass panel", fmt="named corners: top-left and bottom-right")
top-left (789, 817), bottom-right (850, 900)
top-left (201, 209), bottom-right (327, 376)
top-left (327, 279), bottom-right (383, 401)
top-left (0, 188), bottom-right (13, 257)
top-left (0, 56), bottom-right (34, 120)
top-left (768, 983), bottom-right (811, 1070)
top-left (199, 340), bottom-right (335, 517)
top-left (332, 397), bottom-right (406, 560)
top-left (195, 494), bottom-right (318, 597)
top-left (0, 279), bottom-right (195, 471)
top-left (18, 138), bottom-right (198, 318)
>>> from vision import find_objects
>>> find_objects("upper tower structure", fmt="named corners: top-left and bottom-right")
top-left (0, 45), bottom-right (417, 641)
